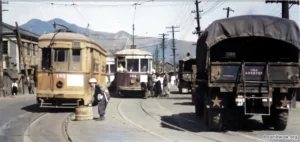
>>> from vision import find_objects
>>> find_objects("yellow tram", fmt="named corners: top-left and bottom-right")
top-left (114, 48), bottom-right (152, 98)
top-left (37, 30), bottom-right (107, 108)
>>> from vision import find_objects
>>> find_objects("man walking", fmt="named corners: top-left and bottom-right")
top-left (12, 80), bottom-right (18, 97)
top-left (163, 73), bottom-right (170, 97)
top-left (88, 78), bottom-right (109, 121)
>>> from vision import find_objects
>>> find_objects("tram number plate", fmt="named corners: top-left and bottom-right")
top-left (57, 74), bottom-right (66, 79)
top-left (130, 75), bottom-right (136, 78)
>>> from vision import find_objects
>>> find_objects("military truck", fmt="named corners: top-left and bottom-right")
top-left (194, 15), bottom-right (300, 131)
top-left (178, 56), bottom-right (196, 94)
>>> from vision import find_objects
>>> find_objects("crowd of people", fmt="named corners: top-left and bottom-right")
top-left (147, 72), bottom-right (177, 98)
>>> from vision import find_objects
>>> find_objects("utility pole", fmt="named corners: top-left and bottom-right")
top-left (155, 46), bottom-right (159, 73)
top-left (167, 26), bottom-right (180, 74)
top-left (0, 0), bottom-right (8, 97)
top-left (192, 0), bottom-right (203, 37)
top-left (266, 0), bottom-right (299, 19)
top-left (15, 22), bottom-right (29, 90)
top-left (159, 33), bottom-right (168, 73)
top-left (223, 7), bottom-right (234, 18)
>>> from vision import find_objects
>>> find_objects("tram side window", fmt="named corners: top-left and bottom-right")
top-left (127, 59), bottom-right (139, 72)
top-left (54, 49), bottom-right (69, 62)
top-left (140, 59), bottom-right (148, 72)
top-left (111, 64), bottom-right (116, 73)
top-left (42, 48), bottom-right (52, 70)
top-left (72, 49), bottom-right (81, 62)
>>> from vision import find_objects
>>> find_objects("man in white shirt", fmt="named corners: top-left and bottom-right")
top-left (117, 64), bottom-right (124, 72)
top-left (12, 81), bottom-right (18, 96)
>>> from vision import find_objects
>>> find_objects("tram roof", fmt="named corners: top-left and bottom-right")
top-left (39, 32), bottom-right (106, 52)
top-left (115, 48), bottom-right (152, 56)
top-left (199, 15), bottom-right (300, 49)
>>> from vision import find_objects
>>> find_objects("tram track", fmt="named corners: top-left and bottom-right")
top-left (22, 110), bottom-right (74, 142)
top-left (152, 97), bottom-right (268, 142)
top-left (117, 99), bottom-right (173, 142)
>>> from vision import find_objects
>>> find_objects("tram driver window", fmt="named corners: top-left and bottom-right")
top-left (127, 59), bottom-right (139, 72)
top-left (54, 49), bottom-right (69, 62)
top-left (140, 59), bottom-right (148, 72)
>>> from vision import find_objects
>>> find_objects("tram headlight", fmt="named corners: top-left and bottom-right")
top-left (130, 79), bottom-right (135, 84)
top-left (56, 81), bottom-right (63, 89)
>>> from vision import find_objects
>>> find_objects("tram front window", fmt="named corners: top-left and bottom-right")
top-left (42, 48), bottom-right (51, 70)
top-left (54, 49), bottom-right (69, 62)
top-left (140, 59), bottom-right (148, 72)
top-left (127, 59), bottom-right (139, 72)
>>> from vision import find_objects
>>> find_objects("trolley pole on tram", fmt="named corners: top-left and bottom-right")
top-left (159, 33), bottom-right (168, 73)
top-left (266, 0), bottom-right (299, 19)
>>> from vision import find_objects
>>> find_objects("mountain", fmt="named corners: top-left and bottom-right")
top-left (20, 18), bottom-right (196, 62)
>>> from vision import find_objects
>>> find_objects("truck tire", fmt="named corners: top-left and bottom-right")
top-left (273, 109), bottom-right (288, 130)
top-left (191, 89), bottom-right (195, 105)
top-left (195, 92), bottom-right (204, 116)
top-left (207, 109), bottom-right (222, 131)
top-left (179, 87), bottom-right (182, 94)
top-left (262, 115), bottom-right (273, 128)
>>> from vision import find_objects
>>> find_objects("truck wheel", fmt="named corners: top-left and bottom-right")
top-left (179, 87), bottom-right (182, 94)
top-left (273, 109), bottom-right (288, 130)
top-left (191, 91), bottom-right (195, 105)
top-left (262, 115), bottom-right (273, 128)
top-left (195, 89), bottom-right (204, 116)
top-left (118, 91), bottom-right (124, 98)
top-left (203, 107), bottom-right (208, 127)
top-left (207, 109), bottom-right (222, 131)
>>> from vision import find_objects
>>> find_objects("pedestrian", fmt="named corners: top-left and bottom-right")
top-left (163, 73), bottom-right (170, 97)
top-left (147, 74), bottom-right (154, 97)
top-left (28, 77), bottom-right (35, 94)
top-left (12, 80), bottom-right (18, 97)
top-left (88, 78), bottom-right (109, 121)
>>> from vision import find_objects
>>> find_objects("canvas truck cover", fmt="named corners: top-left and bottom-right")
top-left (196, 15), bottom-right (300, 80)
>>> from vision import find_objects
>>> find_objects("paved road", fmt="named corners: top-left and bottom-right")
top-left (0, 95), bottom-right (72, 142)
top-left (1, 86), bottom-right (300, 142)
top-left (68, 86), bottom-right (300, 142)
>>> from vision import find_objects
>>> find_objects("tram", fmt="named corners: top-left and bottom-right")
top-left (37, 29), bottom-right (107, 108)
top-left (106, 57), bottom-right (115, 84)
top-left (114, 48), bottom-right (152, 98)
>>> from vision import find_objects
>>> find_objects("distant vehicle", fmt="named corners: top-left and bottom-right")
top-left (113, 48), bottom-right (152, 98)
top-left (106, 57), bottom-right (115, 84)
top-left (178, 56), bottom-right (196, 94)
top-left (194, 15), bottom-right (300, 131)
top-left (37, 29), bottom-right (107, 108)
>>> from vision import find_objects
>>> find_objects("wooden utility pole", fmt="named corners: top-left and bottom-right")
top-left (266, 0), bottom-right (299, 19)
top-left (155, 46), bottom-right (159, 73)
top-left (223, 7), bottom-right (234, 18)
top-left (15, 22), bottom-right (29, 87)
top-left (159, 33), bottom-right (168, 73)
top-left (192, 0), bottom-right (203, 37)
top-left (166, 26), bottom-right (180, 74)
top-left (0, 0), bottom-right (8, 97)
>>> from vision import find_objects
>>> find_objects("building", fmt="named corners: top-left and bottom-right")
top-left (2, 23), bottom-right (41, 95)
top-left (155, 62), bottom-right (177, 74)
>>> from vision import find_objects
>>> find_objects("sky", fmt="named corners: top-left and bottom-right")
top-left (2, 0), bottom-right (300, 42)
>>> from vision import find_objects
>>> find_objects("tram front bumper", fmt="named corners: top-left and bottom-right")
top-left (118, 86), bottom-right (143, 91)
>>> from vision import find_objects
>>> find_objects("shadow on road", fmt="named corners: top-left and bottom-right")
top-left (173, 102), bottom-right (193, 106)
top-left (170, 91), bottom-right (191, 95)
top-left (21, 104), bottom-right (74, 113)
top-left (160, 112), bottom-right (274, 133)
top-left (160, 112), bottom-right (208, 132)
